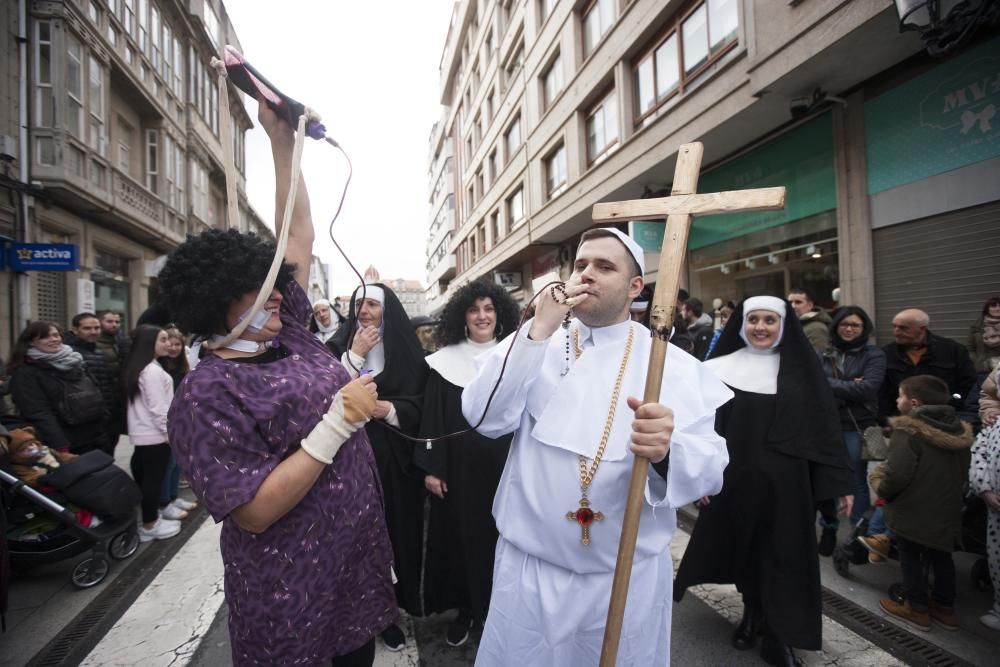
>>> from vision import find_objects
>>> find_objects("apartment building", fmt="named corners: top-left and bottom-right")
top-left (0, 0), bottom-right (273, 351)
top-left (425, 0), bottom-right (1000, 341)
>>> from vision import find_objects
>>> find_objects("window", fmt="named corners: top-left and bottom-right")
top-left (467, 184), bottom-right (475, 212)
top-left (540, 0), bottom-right (557, 22)
top-left (66, 33), bottom-right (84, 139)
top-left (174, 140), bottom-right (185, 211)
top-left (190, 158), bottom-right (209, 220)
top-left (483, 29), bottom-right (493, 62)
top-left (490, 209), bottom-right (502, 243)
top-left (145, 129), bottom-right (158, 192)
top-left (138, 0), bottom-right (148, 54)
top-left (150, 6), bottom-right (160, 71)
top-left (503, 41), bottom-right (524, 90)
top-left (107, 24), bottom-right (118, 47)
top-left (541, 53), bottom-right (564, 110)
top-left (582, 0), bottom-right (614, 56)
top-left (124, 0), bottom-right (135, 38)
top-left (161, 23), bottom-right (172, 86)
top-left (35, 21), bottom-right (54, 127)
top-left (488, 149), bottom-right (498, 184)
top-left (477, 223), bottom-right (487, 254)
top-left (173, 36), bottom-right (183, 96)
top-left (203, 1), bottom-right (221, 49)
top-left (544, 143), bottom-right (567, 199)
top-left (632, 0), bottom-right (738, 124)
top-left (89, 1), bottom-right (101, 24)
top-left (486, 91), bottom-right (495, 123)
top-left (88, 58), bottom-right (105, 155)
top-left (117, 118), bottom-right (132, 171)
top-left (507, 186), bottom-right (524, 228)
top-left (476, 169), bottom-right (485, 200)
top-left (504, 115), bottom-right (521, 161)
top-left (586, 90), bottom-right (618, 164)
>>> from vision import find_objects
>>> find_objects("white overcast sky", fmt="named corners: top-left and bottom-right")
top-left (225, 1), bottom-right (455, 297)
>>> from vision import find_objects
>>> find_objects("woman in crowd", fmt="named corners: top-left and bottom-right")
top-left (7, 322), bottom-right (107, 454)
top-left (311, 298), bottom-right (344, 350)
top-left (969, 296), bottom-right (1000, 377)
top-left (819, 306), bottom-right (886, 547)
top-left (157, 103), bottom-right (394, 666)
top-left (414, 279), bottom-right (519, 647)
top-left (123, 325), bottom-right (181, 541)
top-left (157, 326), bottom-right (196, 517)
top-left (330, 282), bottom-right (428, 651)
top-left (675, 296), bottom-right (853, 667)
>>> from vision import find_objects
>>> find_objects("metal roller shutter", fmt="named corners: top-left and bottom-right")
top-left (872, 201), bottom-right (1000, 344)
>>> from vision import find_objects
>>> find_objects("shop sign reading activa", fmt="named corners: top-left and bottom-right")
top-left (865, 36), bottom-right (1000, 194)
top-left (9, 243), bottom-right (80, 271)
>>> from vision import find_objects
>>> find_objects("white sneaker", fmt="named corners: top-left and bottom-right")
top-left (171, 498), bottom-right (198, 511)
top-left (160, 504), bottom-right (189, 520)
top-left (138, 519), bottom-right (181, 542)
top-left (981, 611), bottom-right (1000, 631)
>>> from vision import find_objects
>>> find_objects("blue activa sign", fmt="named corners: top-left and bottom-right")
top-left (10, 243), bottom-right (79, 271)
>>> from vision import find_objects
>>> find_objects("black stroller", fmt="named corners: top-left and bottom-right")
top-left (1, 460), bottom-right (141, 589)
top-left (832, 494), bottom-right (992, 596)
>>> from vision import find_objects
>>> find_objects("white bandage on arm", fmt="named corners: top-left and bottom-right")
top-left (300, 393), bottom-right (365, 464)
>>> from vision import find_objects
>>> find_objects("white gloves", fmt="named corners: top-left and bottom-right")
top-left (301, 377), bottom-right (377, 464)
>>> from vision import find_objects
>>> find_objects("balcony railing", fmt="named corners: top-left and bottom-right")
top-left (112, 167), bottom-right (164, 230)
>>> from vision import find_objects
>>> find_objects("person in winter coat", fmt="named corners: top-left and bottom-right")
top-left (968, 296), bottom-right (1000, 376)
top-left (970, 366), bottom-right (1000, 631)
top-left (870, 375), bottom-right (974, 633)
top-left (682, 297), bottom-right (714, 360)
top-left (788, 288), bottom-right (831, 351)
top-left (820, 306), bottom-right (886, 528)
top-left (64, 312), bottom-right (118, 454)
top-left (7, 321), bottom-right (108, 453)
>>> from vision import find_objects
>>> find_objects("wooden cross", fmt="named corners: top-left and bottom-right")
top-left (593, 143), bottom-right (785, 667)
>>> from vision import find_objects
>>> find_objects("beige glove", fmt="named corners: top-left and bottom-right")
top-left (301, 377), bottom-right (377, 464)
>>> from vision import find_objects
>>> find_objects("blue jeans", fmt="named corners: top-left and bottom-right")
top-left (159, 453), bottom-right (181, 505)
top-left (843, 430), bottom-right (871, 524)
top-left (867, 506), bottom-right (895, 538)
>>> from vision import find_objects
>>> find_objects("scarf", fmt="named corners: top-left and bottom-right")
top-left (27, 345), bottom-right (84, 372)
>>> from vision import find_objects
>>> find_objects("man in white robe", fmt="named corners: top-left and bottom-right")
top-left (463, 228), bottom-right (732, 666)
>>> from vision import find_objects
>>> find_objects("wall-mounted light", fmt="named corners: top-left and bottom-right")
top-left (767, 253), bottom-right (779, 265)
top-left (807, 244), bottom-right (822, 259)
top-left (720, 264), bottom-right (731, 275)
top-left (745, 258), bottom-right (756, 269)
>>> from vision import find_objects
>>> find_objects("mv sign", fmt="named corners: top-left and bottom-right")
top-left (9, 243), bottom-right (79, 271)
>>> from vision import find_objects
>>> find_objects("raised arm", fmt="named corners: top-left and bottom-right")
top-left (258, 102), bottom-right (314, 289)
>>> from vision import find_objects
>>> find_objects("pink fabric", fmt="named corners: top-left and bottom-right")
top-left (127, 362), bottom-right (173, 445)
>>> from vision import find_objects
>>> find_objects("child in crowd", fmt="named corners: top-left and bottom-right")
top-left (870, 375), bottom-right (973, 632)
top-left (970, 366), bottom-right (1000, 630)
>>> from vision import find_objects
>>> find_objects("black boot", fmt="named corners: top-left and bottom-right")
top-left (818, 526), bottom-right (837, 557)
top-left (760, 634), bottom-right (803, 667)
top-left (731, 602), bottom-right (763, 650)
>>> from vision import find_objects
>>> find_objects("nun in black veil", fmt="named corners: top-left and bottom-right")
top-left (674, 296), bottom-right (853, 667)
top-left (330, 283), bottom-right (428, 649)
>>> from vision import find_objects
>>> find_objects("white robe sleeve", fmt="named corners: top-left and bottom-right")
top-left (462, 326), bottom-right (548, 439)
top-left (645, 412), bottom-right (728, 508)
top-left (340, 350), bottom-right (364, 379)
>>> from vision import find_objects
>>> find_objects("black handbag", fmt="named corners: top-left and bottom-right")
top-left (55, 371), bottom-right (105, 426)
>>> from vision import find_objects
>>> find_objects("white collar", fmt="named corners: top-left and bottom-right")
top-left (209, 335), bottom-right (276, 354)
top-left (704, 346), bottom-right (779, 394)
top-left (575, 318), bottom-right (633, 348)
top-left (426, 338), bottom-right (497, 387)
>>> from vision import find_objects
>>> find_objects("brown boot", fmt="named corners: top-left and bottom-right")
top-left (880, 598), bottom-right (931, 632)
top-left (929, 600), bottom-right (959, 631)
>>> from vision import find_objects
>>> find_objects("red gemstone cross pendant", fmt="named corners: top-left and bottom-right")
top-left (566, 496), bottom-right (604, 545)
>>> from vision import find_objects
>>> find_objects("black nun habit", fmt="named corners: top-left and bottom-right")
top-left (674, 296), bottom-right (851, 656)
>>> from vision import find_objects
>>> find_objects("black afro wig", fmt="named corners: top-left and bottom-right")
top-left (156, 229), bottom-right (296, 335)
top-left (436, 278), bottom-right (521, 347)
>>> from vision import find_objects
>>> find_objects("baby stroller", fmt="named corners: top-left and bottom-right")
top-left (1, 451), bottom-right (141, 589)
top-left (832, 494), bottom-right (992, 596)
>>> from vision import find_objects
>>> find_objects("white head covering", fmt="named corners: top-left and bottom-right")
top-left (356, 284), bottom-right (384, 305)
top-left (738, 296), bottom-right (786, 350)
top-left (312, 298), bottom-right (338, 341)
top-left (580, 228), bottom-right (645, 275)
top-left (354, 283), bottom-right (386, 375)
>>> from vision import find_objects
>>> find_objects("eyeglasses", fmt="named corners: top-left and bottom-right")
top-left (838, 322), bottom-right (863, 329)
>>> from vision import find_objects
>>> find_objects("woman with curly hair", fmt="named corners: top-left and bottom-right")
top-left (156, 104), bottom-right (393, 667)
top-left (413, 279), bottom-right (520, 647)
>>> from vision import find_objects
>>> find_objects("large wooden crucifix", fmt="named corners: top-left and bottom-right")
top-left (592, 143), bottom-right (786, 666)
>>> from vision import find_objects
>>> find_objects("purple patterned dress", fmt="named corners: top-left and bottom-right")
top-left (167, 281), bottom-right (396, 666)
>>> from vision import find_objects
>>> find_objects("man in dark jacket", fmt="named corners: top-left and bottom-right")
top-left (879, 308), bottom-right (977, 421)
top-left (95, 310), bottom-right (131, 452)
top-left (64, 313), bottom-right (116, 454)
top-left (681, 297), bottom-right (714, 360)
top-left (789, 287), bottom-right (832, 351)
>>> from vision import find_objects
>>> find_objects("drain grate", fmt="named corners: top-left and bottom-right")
top-left (821, 588), bottom-right (974, 667)
top-left (26, 508), bottom-right (209, 667)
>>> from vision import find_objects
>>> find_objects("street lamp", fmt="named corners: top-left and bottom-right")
top-left (893, 0), bottom-right (1000, 56)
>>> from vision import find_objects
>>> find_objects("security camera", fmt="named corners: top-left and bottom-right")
top-left (790, 96), bottom-right (813, 118)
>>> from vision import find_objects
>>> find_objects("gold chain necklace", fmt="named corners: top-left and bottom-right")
top-left (565, 325), bottom-right (634, 545)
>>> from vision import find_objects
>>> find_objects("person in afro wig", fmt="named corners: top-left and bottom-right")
top-left (156, 228), bottom-right (296, 336)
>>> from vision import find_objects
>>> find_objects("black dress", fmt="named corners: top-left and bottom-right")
top-left (414, 368), bottom-right (512, 622)
top-left (674, 388), bottom-right (823, 649)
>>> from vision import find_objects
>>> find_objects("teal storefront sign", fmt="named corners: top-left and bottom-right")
top-left (686, 114), bottom-right (835, 250)
top-left (866, 37), bottom-right (1000, 194)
